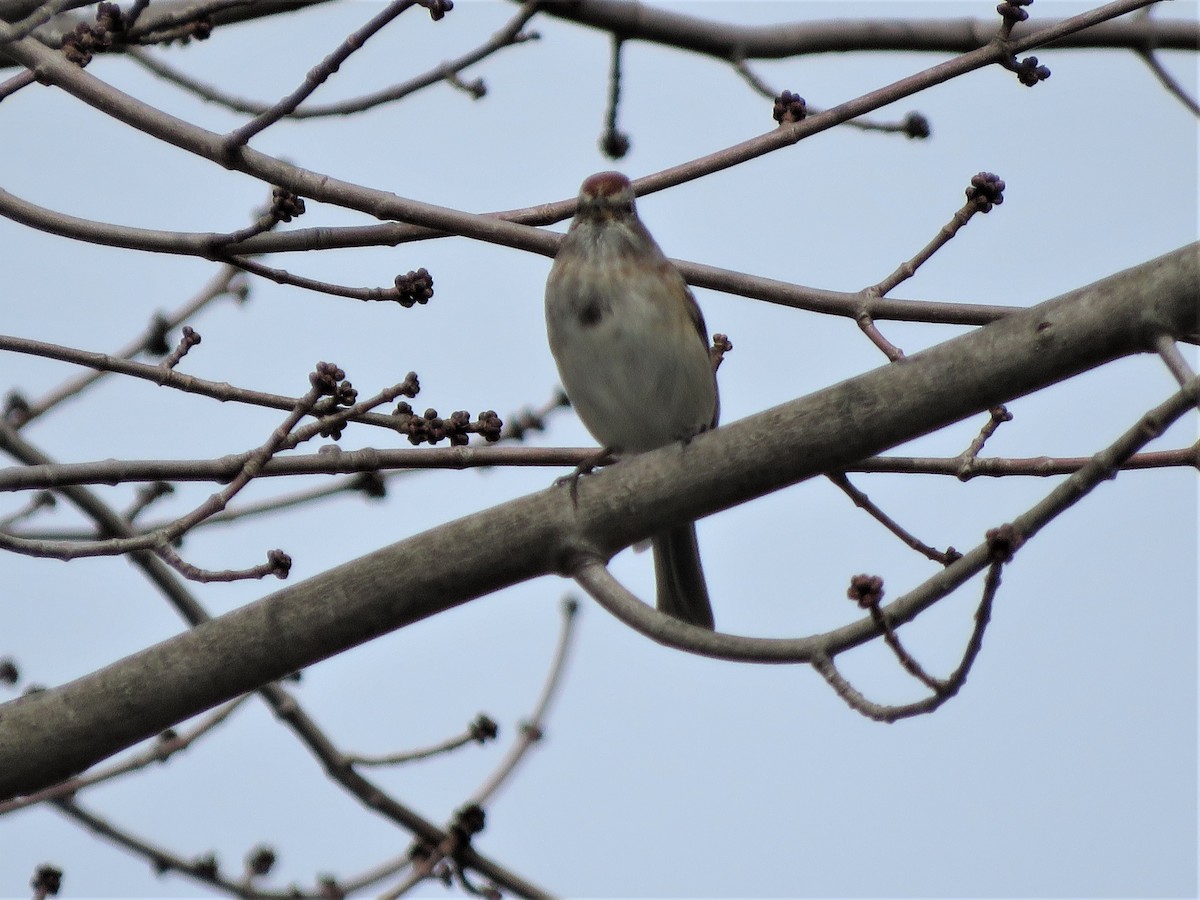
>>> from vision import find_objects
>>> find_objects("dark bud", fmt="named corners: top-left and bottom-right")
top-left (903, 111), bottom-right (931, 140)
top-left (268, 549), bottom-right (292, 579)
top-left (447, 409), bottom-right (470, 447)
top-left (4, 390), bottom-right (30, 426)
top-left (96, 2), bottom-right (126, 32)
top-left (477, 409), bottom-right (503, 442)
top-left (452, 803), bottom-right (486, 841)
top-left (420, 0), bottom-right (453, 21)
top-left (246, 845), bottom-right (277, 878)
top-left (996, 0), bottom-right (1032, 23)
top-left (470, 714), bottom-right (499, 743)
top-left (189, 15), bottom-right (214, 40)
top-left (193, 853), bottom-right (219, 880)
top-left (0, 657), bottom-right (18, 685)
top-left (847, 573), bottom-right (885, 608)
top-left (965, 172), bottom-right (1006, 212)
top-left (269, 188), bottom-right (306, 223)
top-left (986, 524), bottom-right (1023, 562)
top-left (145, 313), bottom-right (171, 355)
top-left (772, 90), bottom-right (807, 125)
top-left (310, 362), bottom-right (346, 395)
top-left (400, 371), bottom-right (421, 397)
top-left (600, 128), bottom-right (631, 160)
top-left (31, 865), bottom-right (63, 897)
top-left (1014, 55), bottom-right (1051, 87)
top-left (394, 268), bottom-right (434, 308)
top-left (353, 471), bottom-right (387, 499)
top-left (317, 876), bottom-right (344, 900)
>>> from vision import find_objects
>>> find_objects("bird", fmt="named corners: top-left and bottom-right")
top-left (544, 171), bottom-right (719, 629)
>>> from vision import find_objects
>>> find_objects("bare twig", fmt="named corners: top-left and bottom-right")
top-left (0, 695), bottom-right (251, 815)
top-left (954, 405), bottom-right (1013, 471)
top-left (0, 0), bottom-right (76, 44)
top-left (732, 56), bottom-right (930, 138)
top-left (222, 0), bottom-right (419, 152)
top-left (817, 557), bottom-right (1003, 722)
top-left (7, 266), bottom-right (245, 428)
top-left (1155, 332), bottom-right (1199, 395)
top-left (856, 173), bottom-right (1007, 361)
top-left (0, 424), bottom-right (554, 898)
top-left (469, 596), bottom-right (579, 807)
top-left (1137, 48), bottom-right (1200, 115)
top-left (4, 5), bottom-right (1155, 326)
top-left (0, 489), bottom-right (54, 527)
top-left (346, 714), bottom-right (498, 768)
top-left (827, 473), bottom-right (959, 566)
top-left (125, 1), bottom-right (539, 118)
top-left (0, 67), bottom-right (35, 100)
top-left (0, 183), bottom-right (1022, 327)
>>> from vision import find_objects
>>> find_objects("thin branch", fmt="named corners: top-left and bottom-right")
top-left (469, 596), bottom-right (579, 807)
top-left (0, 424), bottom-right (555, 899)
top-left (0, 374), bottom-right (325, 564)
top-left (217, 251), bottom-right (423, 302)
top-left (598, 33), bottom-right (629, 158)
top-left (850, 446), bottom-right (1200, 478)
top-left (54, 797), bottom-right (252, 897)
top-left (346, 714), bottom-right (498, 768)
top-left (222, 0), bottom-right (419, 152)
top-left (0, 367), bottom-right (417, 574)
top-left (0, 489), bottom-right (54, 527)
top-left (3, 4), bottom-right (1155, 325)
top-left (125, 1), bottom-right (539, 119)
top-left (0, 67), bottom-right (35, 101)
top-left (0, 182), bottom-right (1020, 327)
top-left (855, 174), bottom-right (1006, 360)
top-left (4, 442), bottom-right (1198, 498)
top-left (731, 56), bottom-right (930, 139)
top-left (1, 392), bottom-right (573, 543)
top-left (0, 0), bottom-right (76, 44)
top-left (8, 265), bottom-right (245, 428)
top-left (815, 558), bottom-right (1003, 722)
top-left (827, 472), bottom-right (959, 566)
top-left (390, 597), bottom-right (579, 896)
top-left (1155, 332), bottom-right (1199, 395)
top-left (0, 333), bottom-right (429, 435)
top-left (0, 695), bottom-right (251, 815)
top-left (1135, 47), bottom-right (1200, 116)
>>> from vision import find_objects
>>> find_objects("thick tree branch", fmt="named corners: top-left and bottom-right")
top-left (1, 243), bottom-right (1194, 802)
top-left (530, 1), bottom-right (1199, 59)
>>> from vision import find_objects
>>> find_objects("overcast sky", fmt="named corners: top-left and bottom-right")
top-left (1, 1), bottom-right (1197, 897)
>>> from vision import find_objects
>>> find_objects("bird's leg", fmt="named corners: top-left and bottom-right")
top-left (555, 446), bottom-right (618, 507)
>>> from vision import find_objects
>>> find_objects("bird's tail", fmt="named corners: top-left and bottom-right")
top-left (652, 523), bottom-right (715, 630)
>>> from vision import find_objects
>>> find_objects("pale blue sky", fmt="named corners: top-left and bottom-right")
top-left (1, 2), bottom-right (1196, 897)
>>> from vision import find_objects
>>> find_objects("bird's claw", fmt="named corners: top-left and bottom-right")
top-left (555, 447), bottom-right (617, 507)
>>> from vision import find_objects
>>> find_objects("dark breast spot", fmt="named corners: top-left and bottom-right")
top-left (578, 300), bottom-right (604, 327)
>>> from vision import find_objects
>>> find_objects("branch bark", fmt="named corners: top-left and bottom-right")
top-left (1, 242), bottom-right (1195, 802)
top-left (529, 1), bottom-right (1200, 58)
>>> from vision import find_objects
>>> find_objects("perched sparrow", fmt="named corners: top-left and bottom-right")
top-left (545, 171), bottom-right (719, 630)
